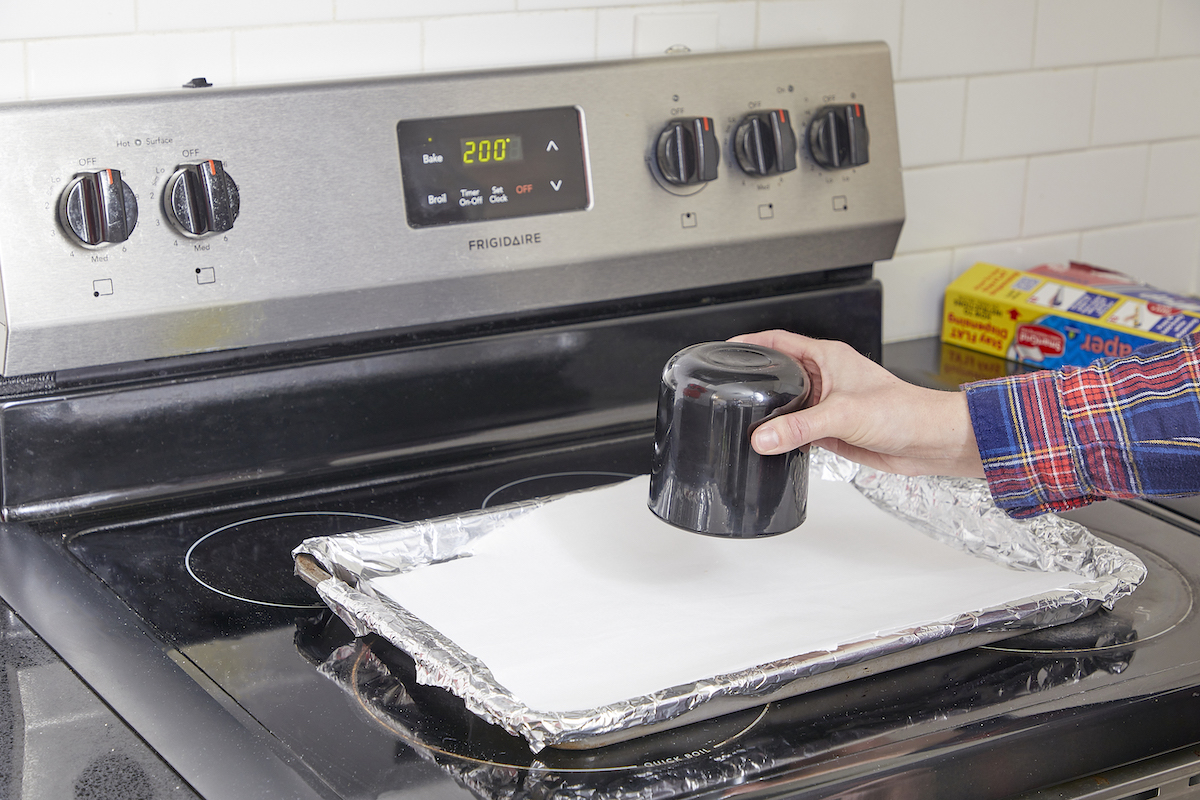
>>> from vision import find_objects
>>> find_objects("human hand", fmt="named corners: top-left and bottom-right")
top-left (730, 330), bottom-right (985, 478)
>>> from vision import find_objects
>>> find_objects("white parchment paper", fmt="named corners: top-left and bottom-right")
top-left (370, 474), bottom-right (1091, 712)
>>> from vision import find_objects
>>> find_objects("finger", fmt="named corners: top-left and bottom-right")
top-left (729, 329), bottom-right (814, 356)
top-left (730, 331), bottom-right (826, 403)
top-left (755, 385), bottom-right (863, 455)
top-left (752, 407), bottom-right (820, 454)
top-left (728, 330), bottom-right (776, 343)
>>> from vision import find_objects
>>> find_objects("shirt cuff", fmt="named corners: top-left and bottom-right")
top-left (964, 370), bottom-right (1103, 518)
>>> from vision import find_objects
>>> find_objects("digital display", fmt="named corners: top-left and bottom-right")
top-left (460, 135), bottom-right (523, 166)
top-left (397, 107), bottom-right (589, 228)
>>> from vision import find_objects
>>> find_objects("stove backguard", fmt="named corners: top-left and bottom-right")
top-left (0, 270), bottom-right (879, 521)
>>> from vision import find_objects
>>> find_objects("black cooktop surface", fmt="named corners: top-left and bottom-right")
top-left (60, 433), bottom-right (1200, 800)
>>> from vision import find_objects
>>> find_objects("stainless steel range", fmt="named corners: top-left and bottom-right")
top-left (0, 43), bottom-right (1197, 800)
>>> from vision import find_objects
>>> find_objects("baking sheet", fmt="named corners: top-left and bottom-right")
top-left (296, 450), bottom-right (1145, 751)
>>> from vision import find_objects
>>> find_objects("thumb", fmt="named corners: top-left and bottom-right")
top-left (751, 408), bottom-right (821, 455)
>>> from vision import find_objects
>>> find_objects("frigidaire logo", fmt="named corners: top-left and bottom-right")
top-left (467, 232), bottom-right (542, 251)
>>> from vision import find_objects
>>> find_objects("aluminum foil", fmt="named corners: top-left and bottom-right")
top-left (312, 635), bottom-right (1135, 800)
top-left (294, 449), bottom-right (1146, 752)
top-left (813, 449), bottom-right (1145, 611)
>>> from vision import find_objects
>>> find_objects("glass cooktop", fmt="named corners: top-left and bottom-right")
top-left (60, 433), bottom-right (1200, 800)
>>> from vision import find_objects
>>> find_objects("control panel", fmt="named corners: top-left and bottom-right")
top-left (0, 43), bottom-right (904, 376)
top-left (396, 107), bottom-right (589, 227)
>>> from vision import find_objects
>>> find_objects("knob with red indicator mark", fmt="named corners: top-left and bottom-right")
top-left (734, 109), bottom-right (798, 176)
top-left (58, 168), bottom-right (139, 248)
top-left (656, 117), bottom-right (720, 185)
top-left (808, 104), bottom-right (869, 169)
top-left (165, 160), bottom-right (241, 237)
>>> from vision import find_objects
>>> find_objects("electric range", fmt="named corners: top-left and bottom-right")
top-left (0, 44), bottom-right (1198, 800)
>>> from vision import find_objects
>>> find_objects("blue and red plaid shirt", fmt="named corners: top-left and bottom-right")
top-left (964, 333), bottom-right (1200, 518)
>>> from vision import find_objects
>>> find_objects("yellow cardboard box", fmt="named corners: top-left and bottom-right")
top-left (941, 261), bottom-right (1200, 369)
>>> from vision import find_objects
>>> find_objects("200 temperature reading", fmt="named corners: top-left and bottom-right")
top-left (461, 135), bottom-right (524, 166)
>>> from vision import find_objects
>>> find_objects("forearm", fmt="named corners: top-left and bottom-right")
top-left (811, 386), bottom-right (984, 479)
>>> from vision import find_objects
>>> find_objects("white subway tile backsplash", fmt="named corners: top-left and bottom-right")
top-left (899, 0), bottom-right (1035, 79)
top-left (952, 234), bottom-right (1081, 275)
top-left (234, 21), bottom-right (421, 85)
top-left (1093, 59), bottom-right (1200, 145)
top-left (26, 32), bottom-right (234, 100)
top-left (596, 3), bottom-right (756, 61)
top-left (336, 0), bottom-right (514, 18)
top-left (962, 69), bottom-right (1093, 159)
top-left (520, 0), bottom-right (650, 9)
top-left (1146, 139), bottom-right (1200, 219)
top-left (1023, 146), bottom-right (1148, 237)
top-left (596, 9), bottom-right (638, 60)
top-left (0, 42), bottom-right (24, 102)
top-left (634, 13), bottom-right (720, 56)
top-left (697, 3), bottom-right (759, 52)
top-left (1033, 0), bottom-right (1158, 68)
top-left (3, 3), bottom-right (1200, 345)
top-left (423, 11), bottom-right (596, 72)
top-left (1080, 219), bottom-right (1200, 294)
top-left (756, 0), bottom-right (903, 74)
top-left (1159, 0), bottom-right (1200, 57)
top-left (671, 2), bottom-right (758, 52)
top-left (892, 78), bottom-right (965, 167)
top-left (895, 160), bottom-right (1027, 253)
top-left (874, 249), bottom-right (954, 341)
top-left (139, 0), bottom-right (333, 31)
top-left (0, 0), bottom-right (135, 42)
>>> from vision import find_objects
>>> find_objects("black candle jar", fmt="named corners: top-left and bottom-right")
top-left (648, 342), bottom-right (812, 538)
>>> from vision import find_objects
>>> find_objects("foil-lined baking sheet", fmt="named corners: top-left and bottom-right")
top-left (294, 449), bottom-right (1145, 752)
top-left (311, 634), bottom-right (1136, 800)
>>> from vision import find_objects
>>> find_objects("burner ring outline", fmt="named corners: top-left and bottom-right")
top-left (185, 511), bottom-right (403, 608)
top-left (482, 471), bottom-right (637, 509)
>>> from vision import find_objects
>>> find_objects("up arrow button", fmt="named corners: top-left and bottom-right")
top-left (546, 140), bottom-right (559, 152)
top-left (550, 180), bottom-right (563, 191)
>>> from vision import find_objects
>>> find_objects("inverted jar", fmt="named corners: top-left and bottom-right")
top-left (648, 342), bottom-right (811, 537)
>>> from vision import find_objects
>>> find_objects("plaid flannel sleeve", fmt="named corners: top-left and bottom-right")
top-left (963, 334), bottom-right (1200, 518)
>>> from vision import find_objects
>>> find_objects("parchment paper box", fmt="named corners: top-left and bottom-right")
top-left (941, 261), bottom-right (1200, 370)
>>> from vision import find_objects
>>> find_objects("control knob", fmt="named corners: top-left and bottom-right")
top-left (656, 117), bottom-right (719, 185)
top-left (808, 104), bottom-right (869, 169)
top-left (734, 110), bottom-right (798, 176)
top-left (58, 169), bottom-right (139, 248)
top-left (164, 160), bottom-right (240, 237)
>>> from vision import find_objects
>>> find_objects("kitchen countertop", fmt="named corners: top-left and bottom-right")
top-left (882, 335), bottom-right (1036, 391)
